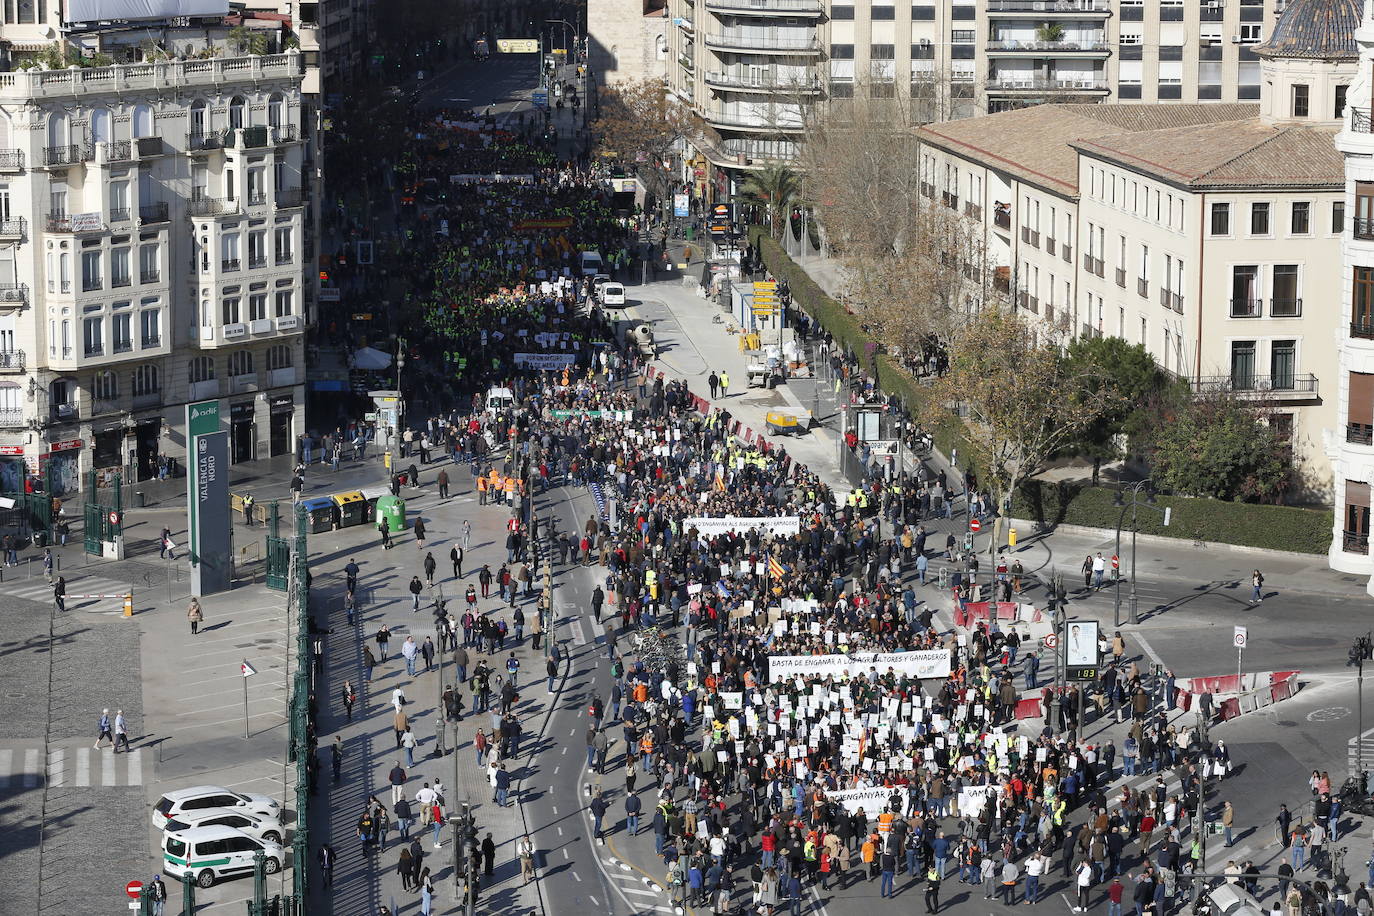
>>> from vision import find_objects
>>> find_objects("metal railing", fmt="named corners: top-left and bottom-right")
top-left (993, 210), bottom-right (1011, 229)
top-left (0, 408), bottom-right (24, 426)
top-left (271, 124), bottom-right (299, 143)
top-left (1080, 323), bottom-right (1102, 339)
top-left (42, 144), bottom-right (82, 166)
top-left (0, 149), bottom-right (24, 170)
top-left (1347, 423), bottom-right (1374, 446)
top-left (1230, 297), bottom-right (1262, 318)
top-left (703, 71), bottom-right (821, 91)
top-left (108, 207), bottom-right (130, 223)
top-left (188, 196), bottom-right (237, 217)
top-left (1115, 267), bottom-right (1127, 288)
top-left (965, 202), bottom-right (982, 220)
top-left (1271, 296), bottom-right (1302, 317)
top-left (46, 212), bottom-right (72, 232)
top-left (1345, 530), bottom-right (1370, 553)
top-left (704, 31), bottom-right (821, 50)
top-left (247, 192), bottom-right (267, 207)
top-left (276, 188), bottom-right (305, 208)
top-left (987, 39), bottom-right (1109, 51)
top-left (139, 202), bottom-right (169, 224)
top-left (987, 76), bottom-right (1108, 90)
top-left (1352, 107), bottom-right (1374, 132)
top-left (1193, 372), bottom-right (1318, 395)
top-left (221, 258), bottom-right (241, 272)
top-left (111, 273), bottom-right (131, 289)
top-left (1137, 277), bottom-right (1149, 297)
top-left (0, 217), bottom-right (25, 237)
top-left (100, 139), bottom-right (132, 162)
top-left (140, 270), bottom-right (160, 284)
top-left (943, 191), bottom-right (959, 209)
top-left (1353, 318), bottom-right (1374, 339)
top-left (186, 130), bottom-right (230, 152)
top-left (705, 0), bottom-right (823, 11)
top-left (1355, 217), bottom-right (1374, 240)
top-left (0, 283), bottom-right (29, 304)
top-left (986, 0), bottom-right (1109, 9)
top-left (0, 349), bottom-right (24, 370)
top-left (248, 256), bottom-right (267, 269)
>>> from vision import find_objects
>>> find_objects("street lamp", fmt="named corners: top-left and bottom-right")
top-left (1351, 633), bottom-right (1372, 777)
top-left (1112, 479), bottom-right (1169, 627)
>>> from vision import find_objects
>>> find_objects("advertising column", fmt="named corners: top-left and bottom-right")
top-left (186, 400), bottom-right (232, 596)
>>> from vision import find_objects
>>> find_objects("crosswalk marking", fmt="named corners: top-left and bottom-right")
top-left (101, 749), bottom-right (115, 786)
top-left (127, 748), bottom-right (142, 785)
top-left (620, 887), bottom-right (658, 897)
top-left (2, 575), bottom-right (133, 609)
top-left (48, 748), bottom-right (64, 787)
top-left (22, 749), bottom-right (38, 787)
top-left (75, 748), bottom-right (89, 786)
top-left (0, 750), bottom-right (12, 788)
top-left (0, 745), bottom-right (144, 789)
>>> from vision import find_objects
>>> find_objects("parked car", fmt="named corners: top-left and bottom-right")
top-left (162, 807), bottom-right (285, 845)
top-left (162, 825), bottom-right (285, 887)
top-left (152, 785), bottom-right (281, 831)
top-left (600, 283), bottom-right (626, 307)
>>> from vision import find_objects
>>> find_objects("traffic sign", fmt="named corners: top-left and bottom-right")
top-left (107, 510), bottom-right (120, 525)
top-left (125, 881), bottom-right (143, 899)
top-left (1042, 633), bottom-right (1059, 649)
top-left (1233, 626), bottom-right (1248, 648)
top-left (241, 660), bottom-right (258, 677)
top-left (969, 518), bottom-right (982, 532)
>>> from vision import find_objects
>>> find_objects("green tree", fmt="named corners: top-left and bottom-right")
top-left (738, 164), bottom-right (799, 241)
top-left (1062, 336), bottom-right (1175, 483)
top-left (1140, 387), bottom-right (1292, 502)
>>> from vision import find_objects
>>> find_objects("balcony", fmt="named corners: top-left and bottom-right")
top-left (1062, 242), bottom-right (1072, 263)
top-left (1344, 530), bottom-right (1370, 554)
top-left (1082, 253), bottom-right (1103, 277)
top-left (90, 398), bottom-right (120, 417)
top-left (0, 149), bottom-right (23, 171)
top-left (113, 337), bottom-right (132, 354)
top-left (141, 335), bottom-right (161, 349)
top-left (965, 202), bottom-right (982, 221)
top-left (986, 0), bottom-right (1110, 12)
top-left (1194, 373), bottom-right (1318, 398)
top-left (99, 139), bottom-right (132, 163)
top-left (111, 273), bottom-right (131, 289)
top-left (1080, 323), bottom-right (1102, 339)
top-left (275, 251), bottom-right (294, 266)
top-left (276, 315), bottom-right (302, 332)
top-left (139, 202), bottom-right (169, 225)
top-left (702, 71), bottom-right (823, 93)
top-left (140, 270), bottom-right (160, 284)
top-left (188, 196), bottom-right (238, 217)
top-left (0, 349), bottom-right (23, 371)
top-left (920, 181), bottom-right (935, 199)
top-left (247, 193), bottom-right (268, 207)
top-left (49, 403), bottom-right (77, 423)
top-left (271, 124), bottom-right (300, 144)
top-left (1167, 291), bottom-right (1183, 311)
top-left (1115, 267), bottom-right (1127, 288)
top-left (0, 283), bottom-right (29, 306)
top-left (1137, 277), bottom-right (1149, 298)
top-left (0, 54), bottom-right (302, 101)
top-left (1356, 217), bottom-right (1374, 240)
top-left (275, 188), bottom-right (305, 208)
top-left (108, 207), bottom-right (131, 224)
top-left (231, 372), bottom-right (259, 393)
top-left (703, 31), bottom-right (821, 53)
top-left (248, 256), bottom-right (267, 270)
top-left (986, 76), bottom-right (1109, 92)
top-left (237, 126), bottom-right (270, 149)
top-left (41, 144), bottom-right (85, 167)
top-left (1158, 287), bottom-right (1174, 308)
top-left (46, 212), bottom-right (103, 233)
top-left (186, 130), bottom-right (231, 153)
top-left (1021, 226), bottom-right (1039, 247)
top-left (1230, 297), bottom-right (1261, 318)
top-left (705, 0), bottom-right (823, 13)
top-left (1348, 423), bottom-right (1374, 446)
top-left (0, 408), bottom-right (23, 426)
top-left (1271, 297), bottom-right (1302, 318)
top-left (986, 39), bottom-right (1110, 54)
top-left (994, 209), bottom-right (1011, 230)
top-left (703, 109), bottom-right (805, 131)
top-left (1352, 108), bottom-right (1374, 133)
top-left (942, 191), bottom-right (959, 210)
top-left (221, 258), bottom-right (242, 272)
top-left (0, 217), bottom-right (25, 241)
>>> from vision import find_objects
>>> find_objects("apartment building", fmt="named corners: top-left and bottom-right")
top-left (1330, 0), bottom-right (1374, 584)
top-left (916, 0), bottom-right (1356, 496)
top-left (0, 52), bottom-right (308, 498)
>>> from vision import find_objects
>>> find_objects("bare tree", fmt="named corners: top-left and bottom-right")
top-left (592, 79), bottom-right (694, 198)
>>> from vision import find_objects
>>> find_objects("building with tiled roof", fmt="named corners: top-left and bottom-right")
top-left (916, 0), bottom-right (1361, 500)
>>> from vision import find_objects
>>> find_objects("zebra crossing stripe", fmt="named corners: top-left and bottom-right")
top-left (0, 750), bottom-right (11, 788)
top-left (22, 749), bottom-right (39, 787)
top-left (48, 748), bottom-right (64, 787)
top-left (75, 748), bottom-right (90, 786)
top-left (101, 749), bottom-right (116, 786)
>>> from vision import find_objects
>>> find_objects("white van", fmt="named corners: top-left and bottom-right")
top-left (579, 251), bottom-right (604, 276)
top-left (485, 386), bottom-right (516, 414)
top-left (152, 785), bottom-right (281, 830)
top-left (163, 825), bottom-right (285, 887)
top-left (600, 282), bottom-right (626, 307)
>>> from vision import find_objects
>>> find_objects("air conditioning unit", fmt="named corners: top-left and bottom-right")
top-left (1230, 35), bottom-right (1243, 43)
top-left (920, 38), bottom-right (931, 46)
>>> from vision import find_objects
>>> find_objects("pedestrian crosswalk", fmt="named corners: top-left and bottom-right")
top-left (0, 745), bottom-right (146, 789)
top-left (603, 856), bottom-right (681, 914)
top-left (1, 574), bottom-right (134, 612)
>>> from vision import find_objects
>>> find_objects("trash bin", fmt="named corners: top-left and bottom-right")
top-left (360, 485), bottom-right (389, 525)
top-left (301, 496), bottom-right (336, 534)
top-left (33, 530), bottom-right (46, 548)
top-left (374, 494), bottom-right (407, 534)
top-left (135, 491), bottom-right (146, 508)
top-left (333, 491), bottom-right (366, 528)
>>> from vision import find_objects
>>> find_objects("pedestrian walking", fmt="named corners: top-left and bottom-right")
top-left (318, 843), bottom-right (336, 888)
top-left (519, 835), bottom-right (536, 883)
top-left (53, 576), bottom-right (66, 612)
top-left (148, 874), bottom-right (167, 916)
top-left (94, 708), bottom-right (113, 748)
top-left (438, 468), bottom-right (450, 499)
top-left (376, 625), bottom-right (392, 660)
top-left (42, 547), bottom-right (52, 583)
top-left (186, 597), bottom-right (204, 635)
top-left (1251, 569), bottom-right (1265, 604)
top-left (330, 736), bottom-right (343, 782)
top-left (708, 371), bottom-right (720, 400)
top-left (451, 544), bottom-right (463, 579)
top-left (113, 709), bottom-right (130, 752)
top-left (424, 552), bottom-right (437, 587)
top-left (341, 680), bottom-right (356, 721)
top-left (409, 576), bottom-right (424, 612)
top-left (413, 517), bottom-right (427, 549)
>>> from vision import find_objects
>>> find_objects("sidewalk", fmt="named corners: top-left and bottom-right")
top-left (309, 463), bottom-right (549, 915)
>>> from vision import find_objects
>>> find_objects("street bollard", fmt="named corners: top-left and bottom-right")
top-left (123, 593), bottom-right (134, 617)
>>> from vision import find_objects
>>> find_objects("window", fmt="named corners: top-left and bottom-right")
top-left (274, 290), bottom-right (293, 317)
top-left (139, 244), bottom-right (159, 283)
top-left (1231, 341), bottom-right (1257, 389)
top-left (140, 307), bottom-right (160, 347)
top-left (132, 364), bottom-right (159, 396)
top-left (1291, 201), bottom-right (1310, 235)
top-left (267, 345), bottom-right (292, 370)
top-left (92, 370), bottom-right (117, 401)
top-left (82, 316), bottom-right (103, 356)
top-left (248, 231), bottom-right (266, 268)
top-left (951, 30), bottom-right (974, 43)
top-left (1271, 339), bottom-right (1297, 389)
top-left (1337, 85), bottom-right (1350, 119)
top-left (1347, 481), bottom-right (1371, 553)
top-left (112, 312), bottom-right (132, 352)
top-left (1231, 265), bottom-right (1260, 317)
top-left (189, 356), bottom-right (215, 383)
top-left (1292, 83), bottom-right (1309, 118)
top-left (248, 167), bottom-right (265, 204)
top-left (221, 233), bottom-right (240, 270)
top-left (1355, 266), bottom-right (1374, 333)
top-left (81, 250), bottom-right (102, 291)
top-left (1250, 202), bottom-right (1271, 235)
top-left (249, 293), bottom-right (268, 322)
top-left (274, 227), bottom-right (293, 263)
top-left (110, 247), bottom-right (131, 287)
top-left (1210, 202), bottom-right (1230, 236)
top-left (229, 96), bottom-right (247, 130)
top-left (109, 180), bottom-right (129, 219)
top-left (229, 350), bottom-right (254, 377)
top-left (222, 296), bottom-right (241, 325)
top-left (1272, 265), bottom-right (1300, 316)
top-left (1335, 201), bottom-right (1347, 234)
top-left (1239, 23), bottom-right (1262, 42)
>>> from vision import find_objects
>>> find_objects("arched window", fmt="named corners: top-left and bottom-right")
top-left (188, 356), bottom-right (216, 383)
top-left (229, 96), bottom-right (247, 130)
top-left (267, 344), bottom-right (292, 370)
top-left (189, 100), bottom-right (207, 138)
top-left (132, 364), bottom-right (159, 396)
top-left (267, 94), bottom-right (284, 129)
top-left (46, 111), bottom-right (67, 149)
top-left (229, 350), bottom-right (254, 377)
top-left (131, 104), bottom-right (154, 139)
top-left (92, 370), bottom-right (117, 401)
top-left (90, 108), bottom-right (112, 144)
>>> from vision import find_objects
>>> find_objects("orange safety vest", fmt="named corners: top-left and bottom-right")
top-left (477, 477), bottom-right (488, 492)
top-left (633, 682), bottom-right (649, 703)
top-left (504, 477), bottom-right (517, 495)
top-left (877, 812), bottom-right (895, 835)
top-left (640, 734), bottom-right (654, 756)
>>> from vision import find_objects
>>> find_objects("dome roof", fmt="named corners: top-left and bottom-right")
top-left (1254, 0), bottom-right (1361, 59)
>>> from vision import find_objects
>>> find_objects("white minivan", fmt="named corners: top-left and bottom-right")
top-left (152, 785), bottom-right (281, 830)
top-left (600, 282), bottom-right (626, 307)
top-left (579, 250), bottom-right (604, 276)
top-left (163, 825), bottom-right (285, 887)
top-left (162, 807), bottom-right (285, 845)
top-left (484, 386), bottom-right (515, 414)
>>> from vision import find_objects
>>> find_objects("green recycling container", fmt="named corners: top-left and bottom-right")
top-left (375, 494), bottom-right (406, 534)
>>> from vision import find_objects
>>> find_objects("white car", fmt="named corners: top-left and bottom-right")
top-left (600, 283), bottom-right (626, 307)
top-left (152, 785), bottom-right (281, 831)
top-left (163, 825), bottom-right (285, 888)
top-left (162, 807), bottom-right (286, 845)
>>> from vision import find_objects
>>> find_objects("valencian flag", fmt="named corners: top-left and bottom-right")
top-left (768, 556), bottom-right (787, 579)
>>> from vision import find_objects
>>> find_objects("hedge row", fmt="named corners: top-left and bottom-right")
top-left (750, 225), bottom-right (1335, 557)
top-left (1014, 480), bottom-right (1333, 555)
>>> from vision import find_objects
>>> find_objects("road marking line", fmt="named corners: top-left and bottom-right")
top-left (589, 896), bottom-right (599, 905)
top-left (48, 748), bottom-right (64, 787)
top-left (0, 749), bottom-right (11, 787)
top-left (554, 766), bottom-right (560, 774)
top-left (571, 620), bottom-right (587, 645)
top-left (128, 749), bottom-right (143, 785)
top-left (563, 849), bottom-right (570, 859)
top-left (1133, 633), bottom-right (1164, 668)
top-left (75, 748), bottom-right (89, 786)
top-left (22, 749), bottom-right (39, 787)
top-left (557, 827), bottom-right (564, 836)
top-left (101, 749), bottom-right (116, 786)
top-left (573, 871), bottom-right (583, 882)
top-left (621, 887), bottom-right (657, 897)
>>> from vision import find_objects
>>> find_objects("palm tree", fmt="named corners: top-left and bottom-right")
top-left (739, 164), bottom-right (800, 240)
